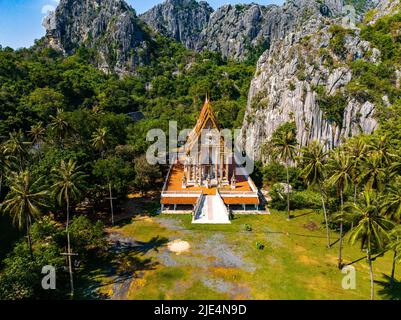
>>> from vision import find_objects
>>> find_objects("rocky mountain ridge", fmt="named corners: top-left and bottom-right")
top-left (41, 0), bottom-right (397, 161)
top-left (43, 0), bottom-right (153, 75)
top-left (139, 0), bottom-right (213, 50)
top-left (240, 0), bottom-right (400, 161)
top-left (43, 0), bottom-right (380, 72)
top-left (141, 0), bottom-right (350, 60)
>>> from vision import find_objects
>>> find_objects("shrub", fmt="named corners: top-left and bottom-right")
top-left (256, 242), bottom-right (265, 250)
top-left (69, 215), bottom-right (107, 258)
top-left (269, 186), bottom-right (322, 211)
top-left (347, 60), bottom-right (396, 104)
top-left (328, 25), bottom-right (355, 59)
top-left (244, 224), bottom-right (252, 232)
top-left (316, 85), bottom-right (348, 126)
top-left (361, 12), bottom-right (401, 63)
top-left (262, 162), bottom-right (304, 190)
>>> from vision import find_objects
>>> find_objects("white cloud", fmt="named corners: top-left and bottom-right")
top-left (41, 4), bottom-right (56, 15)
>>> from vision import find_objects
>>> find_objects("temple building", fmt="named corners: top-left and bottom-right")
top-left (160, 97), bottom-right (262, 224)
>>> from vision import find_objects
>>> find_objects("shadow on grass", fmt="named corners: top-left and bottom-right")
top-left (114, 217), bottom-right (135, 228)
top-left (113, 211), bottom-right (160, 228)
top-left (291, 210), bottom-right (315, 219)
top-left (376, 274), bottom-right (401, 300)
top-left (75, 235), bottom-right (167, 299)
top-left (266, 231), bottom-right (328, 239)
top-left (346, 252), bottom-right (385, 266)
top-left (112, 254), bottom-right (157, 284)
top-left (114, 235), bottom-right (169, 255)
top-left (330, 238), bottom-right (340, 247)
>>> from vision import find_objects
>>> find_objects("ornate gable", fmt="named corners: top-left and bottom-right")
top-left (185, 96), bottom-right (221, 152)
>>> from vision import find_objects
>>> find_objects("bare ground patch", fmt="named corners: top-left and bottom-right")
top-left (157, 217), bottom-right (190, 232)
top-left (199, 234), bottom-right (256, 272)
top-left (298, 255), bottom-right (320, 265)
top-left (167, 239), bottom-right (190, 255)
top-left (201, 277), bottom-right (252, 299)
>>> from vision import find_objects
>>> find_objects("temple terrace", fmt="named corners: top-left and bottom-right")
top-left (160, 97), bottom-right (265, 224)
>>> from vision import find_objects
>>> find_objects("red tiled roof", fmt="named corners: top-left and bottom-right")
top-left (222, 197), bottom-right (260, 205)
top-left (161, 197), bottom-right (198, 205)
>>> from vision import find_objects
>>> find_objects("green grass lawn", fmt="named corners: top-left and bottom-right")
top-left (89, 210), bottom-right (401, 300)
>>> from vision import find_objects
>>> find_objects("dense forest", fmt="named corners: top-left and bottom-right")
top-left (0, 33), bottom-right (255, 298)
top-left (2, 3), bottom-right (401, 300)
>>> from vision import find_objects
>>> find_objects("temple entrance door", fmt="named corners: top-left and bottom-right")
top-left (203, 165), bottom-right (215, 180)
top-left (209, 165), bottom-right (216, 179)
top-left (205, 165), bottom-right (210, 179)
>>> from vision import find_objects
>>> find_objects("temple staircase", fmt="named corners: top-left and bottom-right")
top-left (192, 192), bottom-right (230, 224)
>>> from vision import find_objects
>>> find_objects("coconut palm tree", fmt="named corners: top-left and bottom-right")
top-left (51, 159), bottom-right (87, 298)
top-left (382, 179), bottom-right (401, 288)
top-left (382, 179), bottom-right (401, 223)
top-left (271, 126), bottom-right (297, 220)
top-left (0, 144), bottom-right (12, 199)
top-left (389, 226), bottom-right (401, 289)
top-left (327, 149), bottom-right (352, 269)
top-left (300, 141), bottom-right (331, 248)
top-left (361, 152), bottom-right (387, 192)
top-left (49, 109), bottom-right (71, 148)
top-left (369, 135), bottom-right (396, 167)
top-left (28, 122), bottom-right (46, 157)
top-left (91, 127), bottom-right (108, 158)
top-left (345, 136), bottom-right (368, 203)
top-left (4, 131), bottom-right (31, 170)
top-left (344, 192), bottom-right (394, 300)
top-left (1, 171), bottom-right (48, 259)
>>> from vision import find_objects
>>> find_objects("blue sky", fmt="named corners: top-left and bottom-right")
top-left (0, 0), bottom-right (284, 49)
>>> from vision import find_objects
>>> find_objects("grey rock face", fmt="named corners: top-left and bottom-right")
top-left (139, 0), bottom-right (213, 50)
top-left (43, 0), bottom-right (381, 72)
top-left (43, 0), bottom-right (152, 75)
top-left (196, 3), bottom-right (280, 60)
top-left (140, 0), bottom-right (349, 60)
top-left (240, 13), bottom-right (382, 161)
top-left (140, 0), bottom-right (378, 60)
top-left (201, 0), bottom-right (353, 60)
top-left (368, 0), bottom-right (400, 25)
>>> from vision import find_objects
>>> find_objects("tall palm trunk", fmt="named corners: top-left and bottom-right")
top-left (26, 215), bottom-right (33, 260)
top-left (338, 188), bottom-right (344, 269)
top-left (367, 248), bottom-right (374, 300)
top-left (351, 183), bottom-right (358, 230)
top-left (66, 197), bottom-right (74, 298)
top-left (109, 182), bottom-right (115, 226)
top-left (37, 142), bottom-right (43, 160)
top-left (351, 173), bottom-right (356, 232)
top-left (286, 162), bottom-right (290, 220)
top-left (390, 250), bottom-right (397, 289)
top-left (19, 155), bottom-right (23, 171)
top-left (319, 183), bottom-right (330, 248)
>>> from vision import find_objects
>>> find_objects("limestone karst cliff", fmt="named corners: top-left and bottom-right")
top-left (41, 0), bottom-right (397, 161)
top-left (140, 0), bottom-right (351, 60)
top-left (240, 0), bottom-right (399, 161)
top-left (139, 0), bottom-right (213, 50)
top-left (43, 0), bottom-right (153, 75)
top-left (43, 0), bottom-right (379, 69)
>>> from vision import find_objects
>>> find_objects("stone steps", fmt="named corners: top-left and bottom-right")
top-left (192, 195), bottom-right (230, 224)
